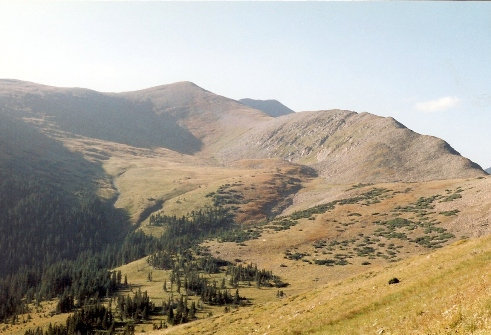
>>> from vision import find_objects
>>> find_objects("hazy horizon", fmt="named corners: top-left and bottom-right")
top-left (0, 2), bottom-right (489, 168)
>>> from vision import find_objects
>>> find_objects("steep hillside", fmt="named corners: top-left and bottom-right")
top-left (0, 111), bottom-right (107, 195)
top-left (218, 110), bottom-right (486, 182)
top-left (0, 112), bottom-right (132, 321)
top-left (0, 111), bottom-right (129, 271)
top-left (239, 98), bottom-right (294, 117)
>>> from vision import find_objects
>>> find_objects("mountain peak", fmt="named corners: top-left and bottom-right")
top-left (127, 80), bottom-right (209, 95)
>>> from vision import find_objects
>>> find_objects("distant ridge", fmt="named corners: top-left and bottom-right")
top-left (0, 79), bottom-right (271, 154)
top-left (486, 167), bottom-right (491, 174)
top-left (239, 98), bottom-right (294, 117)
top-left (0, 79), bottom-right (486, 183)
top-left (218, 110), bottom-right (486, 183)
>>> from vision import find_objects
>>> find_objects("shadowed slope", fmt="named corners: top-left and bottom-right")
top-left (0, 80), bottom-right (272, 155)
top-left (0, 112), bottom-right (129, 275)
top-left (0, 80), bottom-right (202, 154)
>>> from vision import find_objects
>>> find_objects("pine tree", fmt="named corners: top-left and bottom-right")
top-left (167, 307), bottom-right (174, 325)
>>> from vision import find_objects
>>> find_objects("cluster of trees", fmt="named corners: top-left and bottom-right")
top-left (0, 175), bottom-right (128, 277)
top-left (162, 295), bottom-right (197, 325)
top-left (0, 199), bottom-right (238, 324)
top-left (25, 302), bottom-right (115, 335)
top-left (200, 286), bottom-right (242, 306)
top-left (148, 249), bottom-right (227, 274)
top-left (25, 289), bottom-right (161, 335)
top-left (147, 207), bottom-right (234, 250)
top-left (115, 290), bottom-right (154, 322)
top-left (167, 269), bottom-right (244, 306)
top-left (226, 263), bottom-right (288, 288)
top-left (54, 270), bottom-right (126, 314)
top-left (0, 229), bottom-right (153, 322)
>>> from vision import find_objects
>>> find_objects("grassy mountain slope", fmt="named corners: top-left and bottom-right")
top-left (201, 177), bottom-right (490, 293)
top-left (1, 79), bottom-right (483, 231)
top-left (6, 176), bottom-right (489, 334)
top-left (156, 234), bottom-right (490, 335)
top-left (218, 110), bottom-right (486, 182)
top-left (0, 79), bottom-right (489, 335)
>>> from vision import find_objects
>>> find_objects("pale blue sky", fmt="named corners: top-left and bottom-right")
top-left (1, 2), bottom-right (490, 168)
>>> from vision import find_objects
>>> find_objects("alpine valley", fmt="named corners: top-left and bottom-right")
top-left (0, 79), bottom-right (489, 335)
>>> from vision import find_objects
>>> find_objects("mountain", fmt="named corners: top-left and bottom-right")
top-left (218, 109), bottom-right (485, 182)
top-left (0, 79), bottom-right (485, 184)
top-left (239, 98), bottom-right (295, 117)
top-left (121, 81), bottom-right (271, 152)
top-left (0, 79), bottom-right (270, 155)
top-left (486, 167), bottom-right (491, 174)
top-left (0, 79), bottom-right (489, 334)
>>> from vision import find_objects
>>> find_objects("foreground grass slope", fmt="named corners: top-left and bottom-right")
top-left (152, 235), bottom-right (490, 335)
top-left (2, 177), bottom-right (488, 334)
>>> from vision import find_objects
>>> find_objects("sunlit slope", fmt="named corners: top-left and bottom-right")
top-left (150, 235), bottom-right (490, 335)
top-left (2, 176), bottom-right (489, 334)
top-left (201, 176), bottom-right (490, 294)
top-left (103, 152), bottom-right (314, 225)
top-left (219, 110), bottom-right (486, 182)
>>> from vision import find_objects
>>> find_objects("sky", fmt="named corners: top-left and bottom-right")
top-left (0, 1), bottom-right (490, 169)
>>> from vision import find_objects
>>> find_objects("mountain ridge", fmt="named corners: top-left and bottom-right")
top-left (0, 79), bottom-right (486, 183)
top-left (218, 109), bottom-right (485, 182)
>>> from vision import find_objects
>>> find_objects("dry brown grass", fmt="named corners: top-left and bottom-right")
top-left (6, 177), bottom-right (490, 335)
top-left (202, 177), bottom-right (490, 294)
top-left (0, 300), bottom-right (69, 335)
top-left (144, 235), bottom-right (490, 335)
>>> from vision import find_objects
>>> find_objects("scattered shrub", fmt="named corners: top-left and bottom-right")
top-left (388, 277), bottom-right (400, 285)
